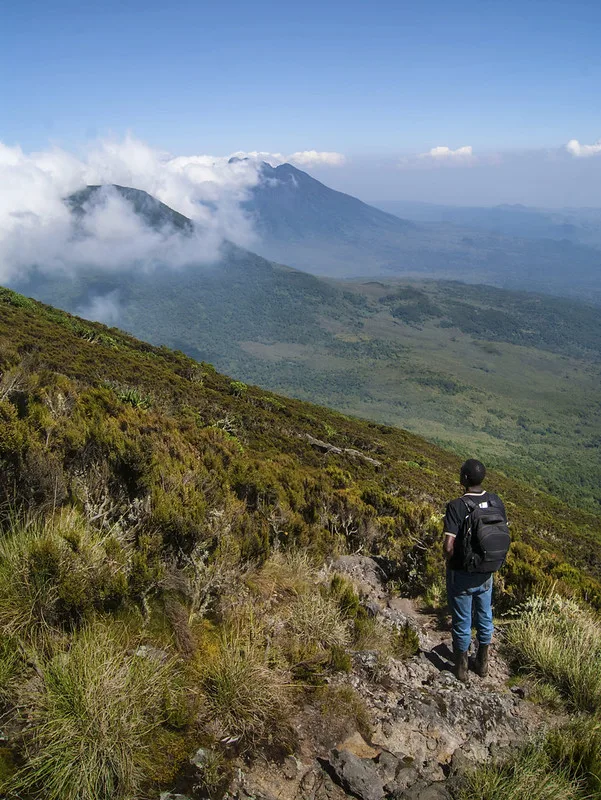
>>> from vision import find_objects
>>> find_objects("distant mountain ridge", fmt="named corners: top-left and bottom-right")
top-left (245, 163), bottom-right (601, 302)
top-left (373, 199), bottom-right (601, 249)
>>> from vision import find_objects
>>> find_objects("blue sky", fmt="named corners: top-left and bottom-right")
top-left (2, 0), bottom-right (601, 204)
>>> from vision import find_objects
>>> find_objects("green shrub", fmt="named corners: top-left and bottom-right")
top-left (229, 380), bottom-right (248, 398)
top-left (6, 624), bottom-right (179, 800)
top-left (102, 380), bottom-right (153, 409)
top-left (390, 621), bottom-right (420, 659)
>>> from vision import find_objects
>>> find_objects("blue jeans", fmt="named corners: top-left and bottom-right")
top-left (446, 568), bottom-right (494, 653)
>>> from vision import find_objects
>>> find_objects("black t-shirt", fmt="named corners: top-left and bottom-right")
top-left (443, 491), bottom-right (507, 571)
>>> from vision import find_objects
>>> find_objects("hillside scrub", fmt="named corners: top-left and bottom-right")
top-left (2, 288), bottom-right (601, 796)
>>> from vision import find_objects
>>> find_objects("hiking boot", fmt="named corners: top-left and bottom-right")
top-left (474, 643), bottom-right (490, 677)
top-left (454, 650), bottom-right (469, 683)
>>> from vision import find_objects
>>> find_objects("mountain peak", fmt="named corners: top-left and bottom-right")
top-left (66, 184), bottom-right (194, 233)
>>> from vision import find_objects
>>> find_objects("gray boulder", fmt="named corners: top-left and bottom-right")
top-left (328, 748), bottom-right (385, 800)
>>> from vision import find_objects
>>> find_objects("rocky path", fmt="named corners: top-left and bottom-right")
top-left (163, 556), bottom-right (552, 800)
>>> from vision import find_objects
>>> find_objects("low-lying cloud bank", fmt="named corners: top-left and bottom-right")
top-left (0, 137), bottom-right (350, 286)
top-left (0, 136), bottom-right (270, 284)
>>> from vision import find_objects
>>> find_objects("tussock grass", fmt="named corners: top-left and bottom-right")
top-left (250, 549), bottom-right (316, 599)
top-left (197, 619), bottom-right (292, 745)
top-left (0, 510), bottom-right (129, 643)
top-left (547, 715), bottom-right (601, 794)
top-left (0, 638), bottom-right (19, 701)
top-left (458, 744), bottom-right (583, 800)
top-left (286, 590), bottom-right (351, 650)
top-left (5, 623), bottom-right (178, 800)
top-left (280, 591), bottom-right (351, 668)
top-left (461, 717), bottom-right (601, 800)
top-left (505, 594), bottom-right (601, 712)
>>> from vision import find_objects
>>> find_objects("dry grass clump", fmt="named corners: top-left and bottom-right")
top-left (197, 619), bottom-right (292, 746)
top-left (5, 623), bottom-right (179, 800)
top-left (282, 591), bottom-right (351, 664)
top-left (505, 594), bottom-right (601, 712)
top-left (250, 549), bottom-right (316, 599)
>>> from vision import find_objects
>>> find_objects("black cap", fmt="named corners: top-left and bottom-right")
top-left (460, 459), bottom-right (486, 486)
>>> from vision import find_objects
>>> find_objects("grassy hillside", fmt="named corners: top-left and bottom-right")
top-left (22, 260), bottom-right (601, 511)
top-left (0, 286), bottom-right (601, 798)
top-left (1, 284), bottom-right (600, 598)
top-left (15, 185), bottom-right (601, 510)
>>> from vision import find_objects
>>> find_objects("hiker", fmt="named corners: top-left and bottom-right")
top-left (442, 459), bottom-right (510, 682)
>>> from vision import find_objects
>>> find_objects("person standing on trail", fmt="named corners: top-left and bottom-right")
top-left (442, 459), bottom-right (510, 682)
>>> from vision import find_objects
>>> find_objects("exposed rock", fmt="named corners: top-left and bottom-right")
top-left (375, 749), bottom-right (400, 783)
top-left (332, 555), bottom-right (388, 601)
top-left (396, 782), bottom-right (451, 800)
top-left (283, 755), bottom-right (300, 779)
top-left (134, 644), bottom-right (169, 663)
top-left (303, 435), bottom-right (382, 467)
top-left (190, 746), bottom-right (211, 769)
top-left (160, 794), bottom-right (192, 800)
top-left (337, 732), bottom-right (380, 760)
top-left (328, 749), bottom-right (385, 800)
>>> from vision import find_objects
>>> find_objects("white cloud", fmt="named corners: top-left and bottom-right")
top-left (287, 150), bottom-right (346, 167)
top-left (76, 290), bottom-right (122, 325)
top-left (566, 138), bottom-right (601, 158)
top-left (397, 144), bottom-right (476, 170)
top-left (419, 145), bottom-right (474, 160)
top-left (229, 149), bottom-right (346, 167)
top-left (0, 136), bottom-right (263, 284)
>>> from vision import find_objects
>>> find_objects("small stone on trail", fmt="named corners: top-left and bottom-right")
top-left (160, 794), bottom-right (192, 800)
top-left (134, 644), bottom-right (169, 663)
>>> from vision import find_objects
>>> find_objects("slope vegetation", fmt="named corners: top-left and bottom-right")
top-left (20, 246), bottom-right (601, 510)
top-left (0, 287), bottom-right (600, 799)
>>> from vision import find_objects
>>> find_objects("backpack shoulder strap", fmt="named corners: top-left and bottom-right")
top-left (461, 496), bottom-right (477, 515)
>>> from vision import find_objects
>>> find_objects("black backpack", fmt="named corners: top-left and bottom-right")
top-left (461, 495), bottom-right (510, 573)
